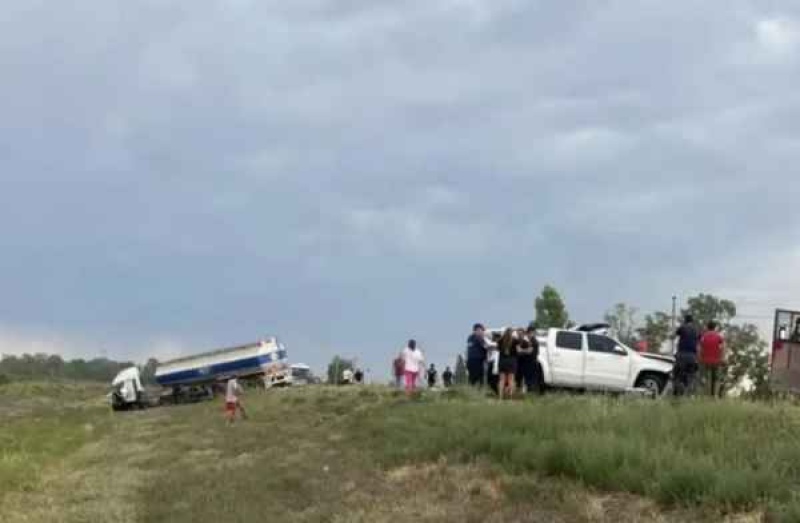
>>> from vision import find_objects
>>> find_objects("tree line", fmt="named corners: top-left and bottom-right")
top-left (0, 353), bottom-right (160, 386)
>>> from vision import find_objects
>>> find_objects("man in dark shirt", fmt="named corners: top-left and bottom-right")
top-left (426, 364), bottom-right (438, 388)
top-left (442, 366), bottom-right (453, 388)
top-left (466, 323), bottom-right (489, 387)
top-left (673, 315), bottom-right (700, 396)
top-left (516, 323), bottom-right (541, 395)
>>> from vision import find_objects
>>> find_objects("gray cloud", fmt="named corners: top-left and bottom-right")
top-left (2, 1), bottom-right (800, 374)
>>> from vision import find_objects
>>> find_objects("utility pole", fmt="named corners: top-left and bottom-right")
top-left (671, 296), bottom-right (677, 354)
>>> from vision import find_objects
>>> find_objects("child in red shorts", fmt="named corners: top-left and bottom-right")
top-left (224, 377), bottom-right (247, 424)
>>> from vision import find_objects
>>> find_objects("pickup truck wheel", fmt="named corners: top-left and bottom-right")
top-left (636, 374), bottom-right (666, 397)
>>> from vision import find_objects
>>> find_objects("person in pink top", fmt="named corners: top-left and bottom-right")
top-left (401, 339), bottom-right (424, 396)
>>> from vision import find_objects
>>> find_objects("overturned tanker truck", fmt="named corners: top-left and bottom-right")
top-left (110, 337), bottom-right (291, 411)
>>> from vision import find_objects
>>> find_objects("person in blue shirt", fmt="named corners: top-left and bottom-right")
top-left (466, 323), bottom-right (489, 387)
top-left (673, 314), bottom-right (700, 396)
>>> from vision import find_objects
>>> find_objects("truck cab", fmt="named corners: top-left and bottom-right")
top-left (110, 367), bottom-right (146, 411)
top-left (541, 328), bottom-right (673, 395)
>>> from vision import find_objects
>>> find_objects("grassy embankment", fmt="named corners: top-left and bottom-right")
top-left (2, 382), bottom-right (800, 522)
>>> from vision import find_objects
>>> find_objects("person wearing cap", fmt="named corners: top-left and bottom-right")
top-left (466, 323), bottom-right (490, 387)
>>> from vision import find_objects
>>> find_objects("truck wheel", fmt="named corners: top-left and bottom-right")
top-left (636, 374), bottom-right (666, 397)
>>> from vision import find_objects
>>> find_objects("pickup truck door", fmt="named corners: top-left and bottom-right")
top-left (548, 331), bottom-right (585, 387)
top-left (584, 334), bottom-right (630, 390)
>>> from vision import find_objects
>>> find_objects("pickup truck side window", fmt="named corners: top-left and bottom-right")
top-left (588, 334), bottom-right (622, 354)
top-left (556, 331), bottom-right (583, 351)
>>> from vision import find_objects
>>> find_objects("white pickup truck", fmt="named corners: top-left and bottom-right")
top-left (489, 325), bottom-right (674, 395)
top-left (539, 328), bottom-right (673, 395)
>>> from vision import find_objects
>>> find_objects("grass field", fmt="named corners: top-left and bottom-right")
top-left (1, 383), bottom-right (799, 522)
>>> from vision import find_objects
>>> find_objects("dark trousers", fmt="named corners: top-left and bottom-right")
top-left (467, 358), bottom-right (485, 387)
top-left (704, 365), bottom-right (722, 397)
top-left (487, 371), bottom-right (499, 395)
top-left (673, 352), bottom-right (698, 397)
top-left (515, 354), bottom-right (537, 392)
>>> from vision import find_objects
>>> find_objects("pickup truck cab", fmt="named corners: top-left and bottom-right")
top-left (540, 328), bottom-right (673, 395)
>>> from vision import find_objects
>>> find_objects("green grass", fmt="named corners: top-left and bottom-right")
top-left (0, 382), bottom-right (111, 499)
top-left (2, 383), bottom-right (798, 522)
top-left (352, 393), bottom-right (800, 514)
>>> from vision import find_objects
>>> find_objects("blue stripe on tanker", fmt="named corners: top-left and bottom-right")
top-left (155, 351), bottom-right (287, 386)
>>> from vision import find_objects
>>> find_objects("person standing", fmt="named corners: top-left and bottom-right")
top-left (392, 353), bottom-right (405, 388)
top-left (442, 366), bottom-right (454, 388)
top-left (673, 314), bottom-right (700, 397)
top-left (466, 323), bottom-right (490, 387)
top-left (426, 364), bottom-right (438, 388)
top-left (516, 324), bottom-right (540, 394)
top-left (497, 328), bottom-right (518, 400)
top-left (486, 332), bottom-right (501, 395)
top-left (699, 321), bottom-right (725, 397)
top-left (224, 377), bottom-right (247, 425)
top-left (401, 340), bottom-right (424, 396)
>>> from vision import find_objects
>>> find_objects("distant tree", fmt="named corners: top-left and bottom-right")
top-left (326, 356), bottom-right (354, 385)
top-left (720, 323), bottom-right (770, 397)
top-left (0, 373), bottom-right (9, 386)
top-left (604, 303), bottom-right (639, 346)
top-left (682, 294), bottom-right (737, 329)
top-left (454, 355), bottom-right (467, 385)
top-left (533, 285), bottom-right (570, 329)
top-left (45, 354), bottom-right (65, 378)
top-left (637, 312), bottom-right (672, 353)
top-left (0, 353), bottom-right (135, 382)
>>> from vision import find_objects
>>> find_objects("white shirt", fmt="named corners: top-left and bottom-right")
top-left (226, 379), bottom-right (242, 403)
top-left (487, 349), bottom-right (499, 375)
top-left (402, 347), bottom-right (424, 373)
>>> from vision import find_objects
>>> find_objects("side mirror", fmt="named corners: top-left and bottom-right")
top-left (614, 347), bottom-right (628, 356)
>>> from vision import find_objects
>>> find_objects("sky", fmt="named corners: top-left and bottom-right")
top-left (3, 0), bottom-right (800, 378)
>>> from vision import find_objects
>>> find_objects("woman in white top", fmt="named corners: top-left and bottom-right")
top-left (401, 339), bottom-right (424, 396)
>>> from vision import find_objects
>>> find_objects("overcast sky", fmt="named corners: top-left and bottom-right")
top-left (2, 0), bottom-right (800, 376)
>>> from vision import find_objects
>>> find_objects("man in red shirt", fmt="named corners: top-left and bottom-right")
top-left (699, 321), bottom-right (725, 397)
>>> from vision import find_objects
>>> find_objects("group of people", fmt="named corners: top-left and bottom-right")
top-left (391, 323), bottom-right (542, 399)
top-left (673, 314), bottom-right (726, 397)
top-left (467, 323), bottom-right (542, 399)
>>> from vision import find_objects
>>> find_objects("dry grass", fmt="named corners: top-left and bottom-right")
top-left (0, 383), bottom-right (793, 522)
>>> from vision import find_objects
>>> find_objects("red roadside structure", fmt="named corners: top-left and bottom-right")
top-left (771, 308), bottom-right (800, 393)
